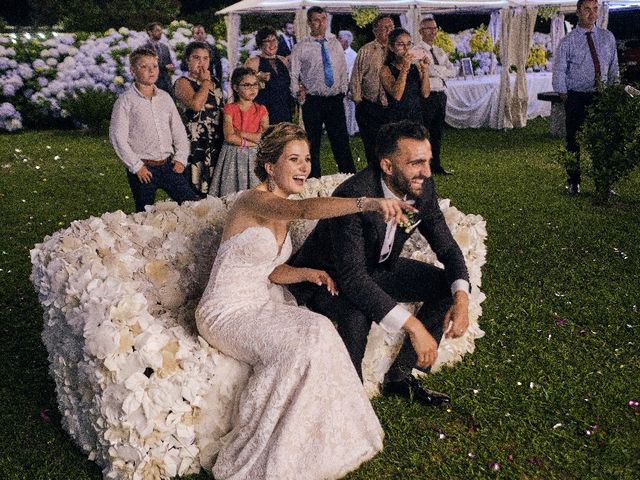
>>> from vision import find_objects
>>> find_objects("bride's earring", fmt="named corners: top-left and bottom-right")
top-left (267, 175), bottom-right (276, 193)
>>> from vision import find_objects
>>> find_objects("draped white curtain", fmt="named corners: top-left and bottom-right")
top-left (294, 9), bottom-right (309, 42)
top-left (400, 6), bottom-right (423, 43)
top-left (597, 3), bottom-right (609, 29)
top-left (550, 13), bottom-right (566, 58)
top-left (225, 13), bottom-right (241, 96)
top-left (489, 10), bottom-right (501, 44)
top-left (497, 7), bottom-right (537, 129)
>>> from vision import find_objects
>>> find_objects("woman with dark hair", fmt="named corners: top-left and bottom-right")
top-left (196, 122), bottom-right (417, 479)
top-left (380, 28), bottom-right (431, 123)
top-left (245, 26), bottom-right (293, 124)
top-left (174, 41), bottom-right (224, 196)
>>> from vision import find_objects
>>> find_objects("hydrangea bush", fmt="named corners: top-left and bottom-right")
top-left (31, 174), bottom-right (487, 479)
top-left (0, 20), bottom-right (267, 131)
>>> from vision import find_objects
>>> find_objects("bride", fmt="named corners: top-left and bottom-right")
top-left (195, 122), bottom-right (415, 479)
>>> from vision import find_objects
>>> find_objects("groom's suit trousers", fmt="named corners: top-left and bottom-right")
top-left (292, 257), bottom-right (452, 381)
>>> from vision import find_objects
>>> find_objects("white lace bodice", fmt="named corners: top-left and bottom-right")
top-left (198, 226), bottom-right (292, 315)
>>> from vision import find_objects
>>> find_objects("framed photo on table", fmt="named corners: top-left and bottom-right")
top-left (460, 58), bottom-right (474, 79)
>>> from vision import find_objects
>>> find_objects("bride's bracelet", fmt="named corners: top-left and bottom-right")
top-left (356, 196), bottom-right (366, 212)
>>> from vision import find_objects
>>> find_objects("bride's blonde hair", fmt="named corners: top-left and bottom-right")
top-left (254, 123), bottom-right (309, 182)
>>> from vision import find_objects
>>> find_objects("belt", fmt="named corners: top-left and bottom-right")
top-left (142, 156), bottom-right (171, 167)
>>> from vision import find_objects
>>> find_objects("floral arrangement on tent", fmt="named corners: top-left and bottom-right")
top-left (527, 44), bottom-right (548, 70)
top-left (449, 27), bottom-right (552, 76)
top-left (31, 174), bottom-right (487, 479)
top-left (352, 7), bottom-right (380, 28)
top-left (449, 26), bottom-right (495, 76)
top-left (434, 30), bottom-right (455, 55)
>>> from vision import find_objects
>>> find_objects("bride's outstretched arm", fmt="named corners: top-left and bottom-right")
top-left (268, 265), bottom-right (337, 295)
top-left (240, 191), bottom-right (416, 223)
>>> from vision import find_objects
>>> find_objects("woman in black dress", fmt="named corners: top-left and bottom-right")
top-left (175, 41), bottom-right (224, 196)
top-left (245, 26), bottom-right (293, 124)
top-left (380, 28), bottom-right (431, 123)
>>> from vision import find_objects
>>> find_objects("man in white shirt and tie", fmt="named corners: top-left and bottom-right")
top-left (416, 16), bottom-right (456, 175)
top-left (289, 6), bottom-right (355, 178)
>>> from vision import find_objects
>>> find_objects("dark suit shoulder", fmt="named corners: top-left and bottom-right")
top-left (333, 167), bottom-right (380, 198)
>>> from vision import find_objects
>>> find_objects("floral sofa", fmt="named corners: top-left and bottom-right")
top-left (31, 174), bottom-right (487, 480)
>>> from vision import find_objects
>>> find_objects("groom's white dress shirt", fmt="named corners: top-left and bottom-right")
top-left (378, 176), bottom-right (470, 333)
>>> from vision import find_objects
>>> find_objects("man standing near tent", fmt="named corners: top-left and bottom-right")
top-left (416, 16), bottom-right (457, 175)
top-left (350, 14), bottom-right (394, 167)
top-left (277, 21), bottom-right (297, 57)
top-left (552, 0), bottom-right (619, 195)
top-left (143, 22), bottom-right (175, 96)
top-left (185, 24), bottom-right (223, 84)
top-left (289, 6), bottom-right (356, 178)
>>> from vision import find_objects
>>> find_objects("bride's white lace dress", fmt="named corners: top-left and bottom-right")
top-left (195, 226), bottom-right (384, 479)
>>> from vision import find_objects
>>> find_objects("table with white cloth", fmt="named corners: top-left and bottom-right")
top-left (445, 72), bottom-right (553, 129)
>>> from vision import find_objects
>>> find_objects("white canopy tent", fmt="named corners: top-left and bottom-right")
top-left (216, 0), bottom-right (640, 129)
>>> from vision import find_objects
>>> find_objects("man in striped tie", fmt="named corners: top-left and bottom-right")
top-left (552, 0), bottom-right (619, 195)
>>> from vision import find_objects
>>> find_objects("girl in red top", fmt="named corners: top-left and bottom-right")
top-left (211, 67), bottom-right (269, 196)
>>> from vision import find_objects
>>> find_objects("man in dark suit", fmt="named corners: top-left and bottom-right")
top-left (277, 21), bottom-right (296, 57)
top-left (290, 121), bottom-right (470, 405)
top-left (182, 24), bottom-right (223, 84)
top-left (143, 22), bottom-right (175, 95)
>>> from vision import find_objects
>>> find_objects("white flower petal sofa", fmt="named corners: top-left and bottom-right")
top-left (31, 174), bottom-right (487, 480)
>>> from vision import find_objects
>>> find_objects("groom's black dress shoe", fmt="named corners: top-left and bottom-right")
top-left (382, 376), bottom-right (451, 406)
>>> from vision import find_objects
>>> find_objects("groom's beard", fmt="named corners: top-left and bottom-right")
top-left (389, 171), bottom-right (425, 200)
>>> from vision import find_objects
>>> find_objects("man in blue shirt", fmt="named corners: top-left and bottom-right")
top-left (552, 0), bottom-right (619, 195)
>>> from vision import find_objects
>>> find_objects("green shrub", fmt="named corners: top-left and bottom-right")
top-left (60, 89), bottom-right (118, 135)
top-left (578, 84), bottom-right (640, 204)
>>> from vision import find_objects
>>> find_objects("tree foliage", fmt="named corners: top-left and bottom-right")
top-left (579, 84), bottom-right (640, 204)
top-left (29, 0), bottom-right (181, 31)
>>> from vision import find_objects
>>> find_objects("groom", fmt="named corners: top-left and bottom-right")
top-left (289, 120), bottom-right (470, 405)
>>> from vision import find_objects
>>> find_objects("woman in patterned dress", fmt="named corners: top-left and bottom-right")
top-left (175, 41), bottom-right (224, 197)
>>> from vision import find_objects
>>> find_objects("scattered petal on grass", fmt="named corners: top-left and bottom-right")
top-left (528, 457), bottom-right (542, 465)
top-left (529, 382), bottom-right (535, 388)
top-left (491, 462), bottom-right (500, 471)
top-left (15, 148), bottom-right (22, 153)
top-left (468, 451), bottom-right (475, 458)
top-left (35, 165), bottom-right (40, 169)
top-left (46, 145), bottom-right (51, 149)
top-left (628, 400), bottom-right (639, 408)
top-left (517, 381), bottom-right (522, 386)
top-left (438, 433), bottom-right (445, 440)
top-left (54, 155), bottom-right (60, 160)
top-left (553, 423), bottom-right (563, 429)
top-left (40, 409), bottom-right (51, 422)
top-left (473, 389), bottom-right (479, 394)
top-left (556, 318), bottom-right (566, 326)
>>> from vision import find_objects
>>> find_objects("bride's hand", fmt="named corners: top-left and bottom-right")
top-left (365, 198), bottom-right (417, 224)
top-left (305, 269), bottom-right (338, 296)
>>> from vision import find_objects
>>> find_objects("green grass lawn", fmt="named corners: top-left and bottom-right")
top-left (1, 119), bottom-right (639, 479)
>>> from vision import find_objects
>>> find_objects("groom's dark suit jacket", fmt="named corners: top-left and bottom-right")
top-left (290, 167), bottom-right (469, 324)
